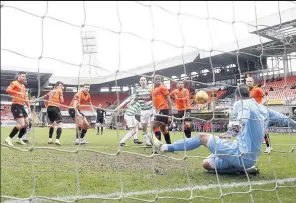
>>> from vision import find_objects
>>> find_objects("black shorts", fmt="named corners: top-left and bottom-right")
top-left (177, 109), bottom-right (191, 122)
top-left (97, 118), bottom-right (104, 124)
top-left (155, 109), bottom-right (169, 125)
top-left (68, 108), bottom-right (84, 119)
top-left (47, 106), bottom-right (62, 123)
top-left (11, 104), bottom-right (28, 119)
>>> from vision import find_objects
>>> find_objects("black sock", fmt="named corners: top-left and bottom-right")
top-left (49, 127), bottom-right (54, 138)
top-left (155, 131), bottom-right (161, 141)
top-left (184, 129), bottom-right (192, 138)
top-left (265, 133), bottom-right (270, 147)
top-left (9, 127), bottom-right (19, 138)
top-left (56, 128), bottom-right (62, 139)
top-left (18, 128), bottom-right (27, 139)
top-left (97, 127), bottom-right (100, 133)
top-left (76, 127), bottom-right (82, 139)
top-left (101, 127), bottom-right (103, 134)
top-left (164, 133), bottom-right (171, 144)
top-left (81, 129), bottom-right (87, 138)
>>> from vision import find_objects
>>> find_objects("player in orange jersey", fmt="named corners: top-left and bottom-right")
top-left (151, 75), bottom-right (172, 144)
top-left (170, 81), bottom-right (192, 138)
top-left (246, 76), bottom-right (271, 153)
top-left (44, 81), bottom-right (64, 145)
top-left (5, 71), bottom-right (30, 146)
top-left (68, 84), bottom-right (95, 145)
top-left (246, 77), bottom-right (265, 104)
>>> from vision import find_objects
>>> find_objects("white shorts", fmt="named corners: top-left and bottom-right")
top-left (124, 114), bottom-right (140, 128)
top-left (140, 110), bottom-right (154, 125)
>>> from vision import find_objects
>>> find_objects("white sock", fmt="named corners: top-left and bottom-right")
top-left (23, 127), bottom-right (31, 140)
top-left (49, 138), bottom-right (52, 142)
top-left (143, 132), bottom-right (151, 145)
top-left (133, 127), bottom-right (138, 139)
top-left (120, 131), bottom-right (134, 144)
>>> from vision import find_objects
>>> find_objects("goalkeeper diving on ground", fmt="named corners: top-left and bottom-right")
top-left (149, 84), bottom-right (296, 174)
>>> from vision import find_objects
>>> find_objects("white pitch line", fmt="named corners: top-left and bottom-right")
top-left (1, 144), bottom-right (296, 150)
top-left (3, 178), bottom-right (296, 203)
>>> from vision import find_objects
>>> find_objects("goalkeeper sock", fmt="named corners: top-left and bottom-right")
top-left (9, 127), bottom-right (19, 138)
top-left (56, 128), bottom-right (62, 139)
top-left (167, 135), bottom-right (201, 152)
top-left (80, 129), bottom-right (87, 138)
top-left (49, 127), bottom-right (54, 138)
top-left (97, 127), bottom-right (100, 133)
top-left (101, 127), bottom-right (103, 134)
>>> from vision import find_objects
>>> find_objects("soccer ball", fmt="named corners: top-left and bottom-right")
top-left (194, 90), bottom-right (209, 104)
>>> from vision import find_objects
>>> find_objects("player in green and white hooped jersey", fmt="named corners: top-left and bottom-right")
top-left (115, 95), bottom-right (143, 147)
top-left (22, 88), bottom-right (32, 144)
top-left (135, 77), bottom-right (153, 146)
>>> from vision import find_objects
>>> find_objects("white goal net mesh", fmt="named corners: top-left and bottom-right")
top-left (1, 1), bottom-right (296, 203)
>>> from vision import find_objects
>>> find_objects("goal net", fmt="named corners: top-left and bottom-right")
top-left (1, 1), bottom-right (296, 203)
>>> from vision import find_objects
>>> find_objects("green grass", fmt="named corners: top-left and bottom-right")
top-left (1, 127), bottom-right (296, 203)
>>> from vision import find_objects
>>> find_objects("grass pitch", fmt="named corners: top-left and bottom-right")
top-left (1, 127), bottom-right (296, 203)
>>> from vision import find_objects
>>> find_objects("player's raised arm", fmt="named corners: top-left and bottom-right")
top-left (114, 94), bottom-right (135, 112)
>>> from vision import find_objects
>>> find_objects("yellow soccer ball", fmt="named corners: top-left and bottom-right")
top-left (195, 90), bottom-right (209, 104)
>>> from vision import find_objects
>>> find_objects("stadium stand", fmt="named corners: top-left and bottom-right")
top-left (261, 76), bottom-right (296, 104)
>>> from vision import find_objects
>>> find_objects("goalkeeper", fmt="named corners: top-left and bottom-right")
top-left (150, 84), bottom-right (296, 174)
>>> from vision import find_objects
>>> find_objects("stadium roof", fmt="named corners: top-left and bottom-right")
top-left (1, 68), bottom-right (52, 90)
top-left (76, 6), bottom-right (296, 88)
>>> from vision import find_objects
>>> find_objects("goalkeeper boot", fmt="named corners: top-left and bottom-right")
top-left (5, 137), bottom-right (14, 147)
top-left (149, 135), bottom-right (164, 155)
top-left (246, 166), bottom-right (259, 175)
top-left (134, 139), bottom-right (143, 145)
top-left (16, 138), bottom-right (27, 145)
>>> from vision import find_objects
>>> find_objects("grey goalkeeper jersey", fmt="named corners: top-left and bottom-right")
top-left (135, 87), bottom-right (152, 111)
